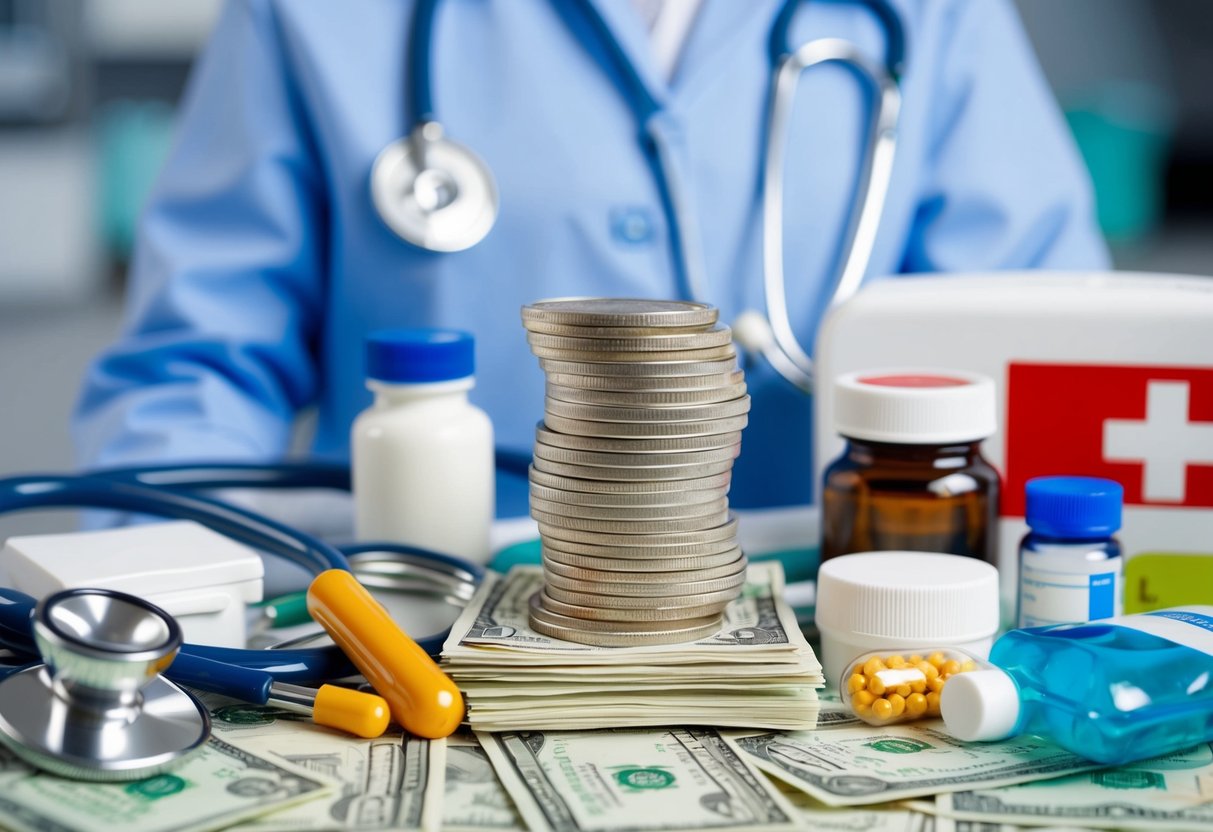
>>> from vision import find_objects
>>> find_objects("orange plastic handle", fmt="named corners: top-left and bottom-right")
top-left (307, 569), bottom-right (464, 738)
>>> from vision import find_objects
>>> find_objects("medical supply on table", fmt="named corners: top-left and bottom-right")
top-left (352, 329), bottom-right (494, 562)
top-left (374, 0), bottom-right (903, 393)
top-left (814, 272), bottom-right (1213, 620)
top-left (0, 588), bottom-right (210, 781)
top-left (2, 520), bottom-right (263, 648)
top-left (521, 299), bottom-right (749, 646)
top-left (0, 467), bottom-right (475, 749)
top-left (1019, 476), bottom-right (1124, 628)
top-left (843, 648), bottom-right (985, 725)
top-left (815, 551), bottom-right (1000, 689)
top-left (820, 370), bottom-right (1000, 566)
top-left (942, 606), bottom-right (1213, 766)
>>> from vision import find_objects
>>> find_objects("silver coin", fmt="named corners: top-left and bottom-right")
top-left (528, 592), bottom-right (722, 633)
top-left (531, 456), bottom-right (735, 482)
top-left (543, 553), bottom-right (746, 583)
top-left (535, 425), bottom-right (743, 455)
top-left (544, 566), bottom-right (745, 597)
top-left (539, 535), bottom-right (740, 558)
top-left (533, 441), bottom-right (739, 468)
top-left (528, 612), bottom-right (723, 647)
top-left (538, 357), bottom-right (737, 378)
top-left (532, 506), bottom-right (732, 534)
top-left (539, 516), bottom-right (738, 546)
top-left (544, 396), bottom-right (751, 424)
top-left (528, 466), bottom-right (732, 494)
top-left (529, 483), bottom-right (729, 508)
top-left (542, 545), bottom-right (744, 572)
top-left (545, 382), bottom-right (747, 407)
top-left (544, 413), bottom-right (748, 438)
top-left (521, 298), bottom-right (718, 329)
top-left (526, 325), bottom-right (732, 353)
top-left (537, 589), bottom-right (729, 622)
top-left (523, 320), bottom-right (715, 337)
top-left (529, 496), bottom-right (729, 520)
top-left (529, 343), bottom-right (736, 363)
top-left (543, 582), bottom-right (742, 610)
top-left (545, 369), bottom-right (744, 392)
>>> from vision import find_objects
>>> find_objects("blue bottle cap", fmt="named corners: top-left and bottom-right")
top-left (1024, 476), bottom-right (1123, 538)
top-left (366, 329), bottom-right (474, 383)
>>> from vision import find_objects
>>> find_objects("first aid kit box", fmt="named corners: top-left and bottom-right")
top-left (814, 272), bottom-right (1213, 621)
top-left (1, 520), bottom-right (264, 647)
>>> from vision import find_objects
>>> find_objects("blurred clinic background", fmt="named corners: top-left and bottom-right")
top-left (0, 0), bottom-right (1210, 537)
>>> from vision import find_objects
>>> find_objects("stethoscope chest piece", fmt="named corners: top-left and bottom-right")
top-left (0, 588), bottom-right (210, 781)
top-left (372, 121), bottom-right (499, 252)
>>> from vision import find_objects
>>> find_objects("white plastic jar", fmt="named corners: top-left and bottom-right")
top-left (815, 551), bottom-right (1001, 690)
top-left (352, 329), bottom-right (494, 562)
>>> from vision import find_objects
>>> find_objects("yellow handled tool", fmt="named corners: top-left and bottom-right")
top-left (307, 569), bottom-right (465, 738)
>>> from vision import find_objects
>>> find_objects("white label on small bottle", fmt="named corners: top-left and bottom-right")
top-left (1102, 606), bottom-right (1213, 658)
top-left (1019, 563), bottom-right (1121, 628)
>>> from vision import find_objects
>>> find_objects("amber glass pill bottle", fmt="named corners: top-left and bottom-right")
top-left (821, 370), bottom-right (1000, 567)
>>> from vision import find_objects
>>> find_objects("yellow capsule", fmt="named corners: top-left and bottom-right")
top-left (863, 657), bottom-right (887, 677)
top-left (847, 674), bottom-right (867, 694)
top-left (942, 659), bottom-right (961, 678)
top-left (905, 692), bottom-right (928, 718)
top-left (852, 690), bottom-right (875, 714)
top-left (925, 691), bottom-right (942, 715)
top-left (927, 652), bottom-right (946, 668)
top-left (886, 654), bottom-right (907, 669)
top-left (960, 660), bottom-right (977, 673)
top-left (916, 661), bottom-right (939, 680)
top-left (909, 654), bottom-right (924, 664)
top-left (928, 675), bottom-right (946, 693)
top-left (868, 675), bottom-right (887, 696)
top-left (313, 684), bottom-right (390, 738)
top-left (851, 663), bottom-right (865, 679)
top-left (895, 684), bottom-right (912, 698)
top-left (910, 679), bottom-right (927, 694)
top-left (872, 697), bottom-right (894, 721)
top-left (887, 693), bottom-right (906, 717)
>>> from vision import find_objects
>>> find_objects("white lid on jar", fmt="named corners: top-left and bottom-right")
top-left (816, 552), bottom-right (1001, 644)
top-left (833, 369), bottom-right (997, 444)
top-left (941, 669), bottom-right (1022, 741)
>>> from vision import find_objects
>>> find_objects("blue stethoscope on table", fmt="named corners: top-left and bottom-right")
top-left (0, 458), bottom-right (529, 780)
top-left (371, 0), bottom-right (905, 392)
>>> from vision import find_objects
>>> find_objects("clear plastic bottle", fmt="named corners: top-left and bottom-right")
top-left (941, 607), bottom-right (1213, 765)
top-left (351, 329), bottom-right (494, 562)
top-left (1018, 476), bottom-right (1123, 628)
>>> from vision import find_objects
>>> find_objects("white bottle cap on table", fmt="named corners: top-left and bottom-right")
top-left (941, 668), bottom-right (1021, 741)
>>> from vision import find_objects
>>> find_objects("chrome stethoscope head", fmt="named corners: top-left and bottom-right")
top-left (0, 588), bottom-right (210, 781)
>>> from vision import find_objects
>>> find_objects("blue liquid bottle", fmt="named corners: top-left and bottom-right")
top-left (941, 607), bottom-right (1213, 765)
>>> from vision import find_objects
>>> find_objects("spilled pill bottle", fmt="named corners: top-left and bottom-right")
top-left (844, 648), bottom-right (987, 724)
top-left (821, 370), bottom-right (1000, 568)
top-left (815, 551), bottom-right (1000, 690)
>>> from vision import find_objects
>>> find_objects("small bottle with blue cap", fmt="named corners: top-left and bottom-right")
top-left (1017, 476), bottom-right (1123, 628)
top-left (352, 329), bottom-right (494, 562)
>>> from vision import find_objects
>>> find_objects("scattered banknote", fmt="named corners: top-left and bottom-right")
top-left (200, 694), bottom-right (445, 831)
top-left (476, 727), bottom-right (801, 832)
top-left (0, 738), bottom-right (333, 832)
top-left (724, 724), bottom-right (1104, 806)
top-left (442, 563), bottom-right (822, 731)
top-left (443, 732), bottom-right (526, 832)
top-left (928, 742), bottom-right (1213, 832)
top-left (772, 778), bottom-right (930, 831)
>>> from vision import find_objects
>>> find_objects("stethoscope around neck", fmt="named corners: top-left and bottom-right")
top-left (370, 0), bottom-right (905, 393)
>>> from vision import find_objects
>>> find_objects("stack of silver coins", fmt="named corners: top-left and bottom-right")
top-left (520, 298), bottom-right (751, 647)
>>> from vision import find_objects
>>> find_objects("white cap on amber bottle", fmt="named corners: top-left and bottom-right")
top-left (941, 668), bottom-right (1022, 741)
top-left (834, 369), bottom-right (997, 444)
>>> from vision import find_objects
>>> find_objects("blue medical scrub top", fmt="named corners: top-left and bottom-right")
top-left (74, 0), bottom-right (1108, 518)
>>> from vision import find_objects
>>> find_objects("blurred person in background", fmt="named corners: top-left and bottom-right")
top-left (74, 0), bottom-right (1108, 520)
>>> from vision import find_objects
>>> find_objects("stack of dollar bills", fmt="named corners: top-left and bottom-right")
top-left (440, 561), bottom-right (823, 732)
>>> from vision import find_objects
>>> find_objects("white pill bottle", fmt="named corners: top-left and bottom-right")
top-left (352, 329), bottom-right (494, 562)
